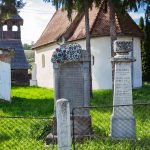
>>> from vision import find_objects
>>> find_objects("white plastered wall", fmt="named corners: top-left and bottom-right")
top-left (35, 44), bottom-right (58, 88)
top-left (34, 36), bottom-right (142, 89)
top-left (0, 61), bottom-right (11, 101)
top-left (76, 37), bottom-right (112, 89)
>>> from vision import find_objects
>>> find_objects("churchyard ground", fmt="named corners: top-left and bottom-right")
top-left (0, 83), bottom-right (150, 149)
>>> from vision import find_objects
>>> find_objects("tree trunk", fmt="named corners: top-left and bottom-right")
top-left (84, 0), bottom-right (93, 98)
top-left (109, 0), bottom-right (117, 90)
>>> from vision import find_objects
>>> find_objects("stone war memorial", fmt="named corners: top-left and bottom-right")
top-left (51, 43), bottom-right (92, 138)
top-left (111, 40), bottom-right (136, 139)
top-left (0, 48), bottom-right (15, 102)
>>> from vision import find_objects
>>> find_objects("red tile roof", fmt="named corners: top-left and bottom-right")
top-left (33, 10), bottom-right (78, 49)
top-left (33, 3), bottom-right (143, 49)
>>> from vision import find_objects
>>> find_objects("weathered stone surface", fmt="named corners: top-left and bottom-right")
top-left (111, 40), bottom-right (136, 139)
top-left (56, 99), bottom-right (71, 150)
top-left (111, 117), bottom-right (136, 138)
top-left (0, 48), bottom-right (14, 102)
top-left (52, 44), bottom-right (92, 138)
top-left (114, 40), bottom-right (133, 53)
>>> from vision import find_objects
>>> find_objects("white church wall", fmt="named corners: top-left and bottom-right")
top-left (34, 36), bottom-right (142, 89)
top-left (117, 37), bottom-right (142, 88)
top-left (133, 38), bottom-right (142, 88)
top-left (76, 37), bottom-right (112, 89)
top-left (35, 44), bottom-right (58, 88)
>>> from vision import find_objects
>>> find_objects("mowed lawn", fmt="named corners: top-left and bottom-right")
top-left (0, 86), bottom-right (54, 117)
top-left (0, 86), bottom-right (54, 150)
top-left (0, 83), bottom-right (150, 150)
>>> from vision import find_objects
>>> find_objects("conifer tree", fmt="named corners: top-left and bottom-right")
top-left (143, 8), bottom-right (150, 81)
top-left (0, 0), bottom-right (25, 20)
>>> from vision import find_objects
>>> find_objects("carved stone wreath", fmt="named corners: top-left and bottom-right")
top-left (51, 43), bottom-right (82, 63)
top-left (114, 40), bottom-right (133, 53)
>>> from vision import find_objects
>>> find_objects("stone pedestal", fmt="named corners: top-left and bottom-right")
top-left (111, 40), bottom-right (136, 139)
top-left (30, 63), bottom-right (37, 86)
top-left (56, 99), bottom-right (71, 150)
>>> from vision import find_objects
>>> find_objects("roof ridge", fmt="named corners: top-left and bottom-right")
top-left (90, 0), bottom-right (105, 33)
top-left (33, 4), bottom-right (144, 49)
top-left (61, 12), bottom-right (84, 41)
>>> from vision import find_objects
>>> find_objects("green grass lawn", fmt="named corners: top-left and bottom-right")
top-left (0, 86), bottom-right (54, 150)
top-left (76, 83), bottom-right (150, 150)
top-left (0, 86), bottom-right (54, 117)
top-left (0, 84), bottom-right (150, 150)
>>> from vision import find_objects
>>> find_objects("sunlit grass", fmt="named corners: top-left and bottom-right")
top-left (0, 86), bottom-right (54, 150)
top-left (0, 83), bottom-right (150, 149)
top-left (75, 83), bottom-right (150, 149)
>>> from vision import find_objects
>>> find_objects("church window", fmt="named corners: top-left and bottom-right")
top-left (42, 54), bottom-right (45, 68)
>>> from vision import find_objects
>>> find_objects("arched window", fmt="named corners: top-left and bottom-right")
top-left (42, 54), bottom-right (45, 68)
top-left (3, 25), bottom-right (8, 31)
top-left (12, 25), bottom-right (18, 31)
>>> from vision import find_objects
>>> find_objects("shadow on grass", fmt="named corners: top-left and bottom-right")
top-left (0, 97), bottom-right (54, 117)
top-left (136, 136), bottom-right (150, 149)
top-left (0, 133), bottom-right (11, 143)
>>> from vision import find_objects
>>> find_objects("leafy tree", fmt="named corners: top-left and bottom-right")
top-left (23, 43), bottom-right (32, 50)
top-left (0, 0), bottom-right (25, 20)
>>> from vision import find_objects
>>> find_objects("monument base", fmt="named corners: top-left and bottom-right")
top-left (72, 115), bottom-right (93, 136)
top-left (30, 80), bottom-right (37, 86)
top-left (45, 115), bottom-right (93, 145)
top-left (111, 115), bottom-right (136, 139)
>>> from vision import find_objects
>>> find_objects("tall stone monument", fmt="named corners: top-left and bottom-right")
top-left (52, 43), bottom-right (91, 137)
top-left (111, 40), bottom-right (136, 139)
top-left (0, 48), bottom-right (15, 102)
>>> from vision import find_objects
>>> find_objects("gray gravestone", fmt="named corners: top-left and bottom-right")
top-left (53, 44), bottom-right (92, 137)
top-left (111, 40), bottom-right (136, 139)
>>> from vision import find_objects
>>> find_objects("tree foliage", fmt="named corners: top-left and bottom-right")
top-left (44, 0), bottom-right (149, 19)
top-left (23, 43), bottom-right (32, 50)
top-left (141, 10), bottom-right (150, 81)
top-left (0, 0), bottom-right (25, 20)
top-left (139, 16), bottom-right (145, 30)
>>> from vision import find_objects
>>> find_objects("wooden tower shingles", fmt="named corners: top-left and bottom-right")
top-left (0, 14), bottom-right (29, 85)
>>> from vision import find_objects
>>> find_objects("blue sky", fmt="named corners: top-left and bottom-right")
top-left (19, 0), bottom-right (145, 44)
